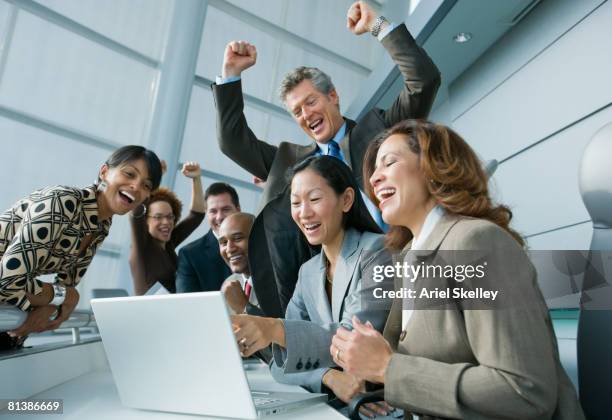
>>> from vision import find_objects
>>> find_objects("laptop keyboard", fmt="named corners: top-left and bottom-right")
top-left (253, 397), bottom-right (282, 406)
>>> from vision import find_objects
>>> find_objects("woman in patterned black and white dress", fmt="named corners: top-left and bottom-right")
top-left (0, 145), bottom-right (162, 348)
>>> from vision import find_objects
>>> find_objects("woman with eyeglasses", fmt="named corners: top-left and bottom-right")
top-left (129, 161), bottom-right (206, 295)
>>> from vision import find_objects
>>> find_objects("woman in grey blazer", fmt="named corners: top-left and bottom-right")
top-left (331, 120), bottom-right (584, 419)
top-left (230, 156), bottom-right (393, 412)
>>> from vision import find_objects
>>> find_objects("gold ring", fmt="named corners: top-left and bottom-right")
top-left (335, 348), bottom-right (342, 362)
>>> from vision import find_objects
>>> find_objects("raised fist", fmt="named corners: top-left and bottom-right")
top-left (347, 1), bottom-right (379, 35)
top-left (181, 161), bottom-right (201, 179)
top-left (222, 279), bottom-right (248, 314)
top-left (222, 40), bottom-right (257, 78)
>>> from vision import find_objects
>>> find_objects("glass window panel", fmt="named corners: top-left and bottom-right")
top-left (273, 44), bottom-right (368, 113)
top-left (284, 0), bottom-right (376, 69)
top-left (0, 1), bottom-right (11, 46)
top-left (0, 10), bottom-right (157, 144)
top-left (224, 0), bottom-right (286, 26)
top-left (172, 175), bottom-right (262, 250)
top-left (266, 113), bottom-right (310, 146)
top-left (0, 116), bottom-right (131, 249)
top-left (197, 6), bottom-right (280, 102)
top-left (181, 85), bottom-right (268, 184)
top-left (75, 253), bottom-right (122, 309)
top-left (33, 0), bottom-right (173, 60)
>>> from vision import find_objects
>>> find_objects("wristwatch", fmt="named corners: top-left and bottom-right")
top-left (370, 16), bottom-right (389, 37)
top-left (50, 283), bottom-right (67, 306)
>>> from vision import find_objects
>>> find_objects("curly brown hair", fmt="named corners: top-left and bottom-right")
top-left (363, 119), bottom-right (524, 250)
top-left (148, 187), bottom-right (182, 223)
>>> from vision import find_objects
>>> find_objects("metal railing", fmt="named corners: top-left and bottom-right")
top-left (0, 304), bottom-right (97, 344)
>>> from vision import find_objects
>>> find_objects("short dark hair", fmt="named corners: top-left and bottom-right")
top-left (286, 155), bottom-right (381, 234)
top-left (204, 182), bottom-right (240, 208)
top-left (103, 145), bottom-right (162, 190)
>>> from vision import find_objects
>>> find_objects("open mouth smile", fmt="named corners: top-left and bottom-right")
top-left (375, 187), bottom-right (396, 207)
top-left (119, 190), bottom-right (135, 205)
top-left (302, 222), bottom-right (321, 234)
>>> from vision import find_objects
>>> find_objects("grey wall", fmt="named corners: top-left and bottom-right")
top-left (429, 0), bottom-right (611, 251)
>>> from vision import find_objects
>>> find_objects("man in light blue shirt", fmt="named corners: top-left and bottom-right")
top-left (212, 1), bottom-right (441, 318)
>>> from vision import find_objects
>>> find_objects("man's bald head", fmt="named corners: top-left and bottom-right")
top-left (218, 212), bottom-right (255, 275)
top-left (221, 212), bottom-right (255, 232)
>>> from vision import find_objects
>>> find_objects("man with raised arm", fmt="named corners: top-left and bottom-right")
top-left (212, 1), bottom-right (440, 318)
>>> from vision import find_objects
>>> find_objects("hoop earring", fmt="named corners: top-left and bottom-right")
top-left (133, 203), bottom-right (147, 219)
top-left (98, 180), bottom-right (108, 192)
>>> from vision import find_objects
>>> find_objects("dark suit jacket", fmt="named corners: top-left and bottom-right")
top-left (212, 24), bottom-right (441, 318)
top-left (175, 230), bottom-right (231, 293)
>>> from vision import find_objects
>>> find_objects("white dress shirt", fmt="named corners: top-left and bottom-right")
top-left (402, 205), bottom-right (445, 330)
top-left (239, 274), bottom-right (259, 309)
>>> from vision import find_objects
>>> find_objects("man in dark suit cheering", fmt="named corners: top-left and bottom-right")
top-left (176, 183), bottom-right (239, 293)
top-left (212, 1), bottom-right (440, 317)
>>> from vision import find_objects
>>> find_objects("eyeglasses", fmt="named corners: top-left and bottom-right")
top-left (148, 214), bottom-right (176, 222)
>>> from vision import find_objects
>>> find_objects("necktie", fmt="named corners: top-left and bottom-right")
top-left (326, 139), bottom-right (387, 231)
top-left (327, 140), bottom-right (342, 160)
top-left (244, 281), bottom-right (251, 299)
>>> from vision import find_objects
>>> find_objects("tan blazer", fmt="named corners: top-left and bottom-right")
top-left (382, 213), bottom-right (584, 419)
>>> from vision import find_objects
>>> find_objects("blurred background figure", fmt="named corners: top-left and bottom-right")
top-left (129, 161), bottom-right (205, 295)
top-left (176, 183), bottom-right (240, 293)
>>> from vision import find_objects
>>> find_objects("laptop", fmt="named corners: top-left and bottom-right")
top-left (91, 292), bottom-right (327, 419)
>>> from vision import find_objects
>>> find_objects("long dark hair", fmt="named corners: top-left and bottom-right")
top-left (287, 155), bottom-right (381, 234)
top-left (363, 119), bottom-right (523, 250)
top-left (102, 145), bottom-right (162, 190)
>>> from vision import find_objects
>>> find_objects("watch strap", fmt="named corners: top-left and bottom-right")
top-left (50, 283), bottom-right (67, 306)
top-left (370, 16), bottom-right (388, 37)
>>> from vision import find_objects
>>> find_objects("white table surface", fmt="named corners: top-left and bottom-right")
top-left (0, 364), bottom-right (346, 420)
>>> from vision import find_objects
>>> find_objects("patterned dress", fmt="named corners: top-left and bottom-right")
top-left (0, 184), bottom-right (111, 311)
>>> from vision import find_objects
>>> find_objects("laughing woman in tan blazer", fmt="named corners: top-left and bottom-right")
top-left (330, 120), bottom-right (584, 419)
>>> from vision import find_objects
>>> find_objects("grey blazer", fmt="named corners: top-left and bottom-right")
top-left (382, 213), bottom-right (584, 420)
top-left (270, 228), bottom-right (393, 392)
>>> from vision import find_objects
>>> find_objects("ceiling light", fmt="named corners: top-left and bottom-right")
top-left (453, 32), bottom-right (472, 43)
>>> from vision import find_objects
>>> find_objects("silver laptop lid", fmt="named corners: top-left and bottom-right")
top-left (91, 292), bottom-right (257, 419)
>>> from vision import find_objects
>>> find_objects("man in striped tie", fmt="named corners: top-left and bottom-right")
top-left (218, 212), bottom-right (263, 316)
